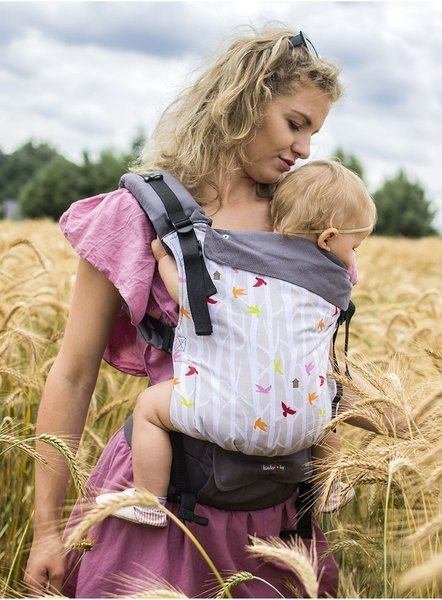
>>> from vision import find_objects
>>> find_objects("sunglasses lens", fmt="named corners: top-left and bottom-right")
top-left (289, 32), bottom-right (320, 58)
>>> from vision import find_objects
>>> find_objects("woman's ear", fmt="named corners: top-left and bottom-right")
top-left (317, 227), bottom-right (339, 251)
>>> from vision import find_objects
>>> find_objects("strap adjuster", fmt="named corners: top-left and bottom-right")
top-left (143, 172), bottom-right (163, 182)
top-left (167, 491), bottom-right (209, 526)
top-left (172, 216), bottom-right (194, 234)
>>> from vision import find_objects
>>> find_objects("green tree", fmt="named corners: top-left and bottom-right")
top-left (373, 170), bottom-right (437, 237)
top-left (332, 147), bottom-right (365, 182)
top-left (18, 155), bottom-right (83, 220)
top-left (0, 142), bottom-right (59, 201)
top-left (78, 149), bottom-right (129, 198)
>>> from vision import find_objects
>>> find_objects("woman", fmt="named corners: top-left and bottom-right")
top-left (25, 27), bottom-right (345, 597)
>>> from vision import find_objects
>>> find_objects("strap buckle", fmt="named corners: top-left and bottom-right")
top-left (167, 491), bottom-right (209, 526)
top-left (172, 216), bottom-right (194, 234)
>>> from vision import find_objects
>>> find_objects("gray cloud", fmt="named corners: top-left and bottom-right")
top-left (0, 0), bottom-right (441, 227)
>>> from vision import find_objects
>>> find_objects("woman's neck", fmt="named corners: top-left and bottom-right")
top-left (201, 171), bottom-right (273, 232)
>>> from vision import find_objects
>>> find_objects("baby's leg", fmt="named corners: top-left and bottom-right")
top-left (132, 379), bottom-right (176, 498)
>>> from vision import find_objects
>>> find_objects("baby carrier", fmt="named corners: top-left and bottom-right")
top-left (120, 171), bottom-right (355, 537)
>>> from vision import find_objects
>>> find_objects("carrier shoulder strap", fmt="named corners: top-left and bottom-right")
top-left (120, 171), bottom-right (216, 338)
top-left (331, 300), bottom-right (356, 419)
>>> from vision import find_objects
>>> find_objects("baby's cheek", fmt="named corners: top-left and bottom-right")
top-left (348, 256), bottom-right (358, 286)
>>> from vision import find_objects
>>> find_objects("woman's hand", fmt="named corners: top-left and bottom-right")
top-left (24, 533), bottom-right (66, 596)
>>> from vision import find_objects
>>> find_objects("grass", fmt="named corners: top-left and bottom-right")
top-left (0, 219), bottom-right (441, 597)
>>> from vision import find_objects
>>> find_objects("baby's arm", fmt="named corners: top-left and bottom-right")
top-left (151, 238), bottom-right (179, 303)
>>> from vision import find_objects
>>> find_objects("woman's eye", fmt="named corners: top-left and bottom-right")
top-left (288, 120), bottom-right (300, 131)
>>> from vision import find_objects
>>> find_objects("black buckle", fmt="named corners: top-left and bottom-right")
top-left (167, 491), bottom-right (209, 526)
top-left (161, 325), bottom-right (175, 353)
top-left (143, 172), bottom-right (163, 182)
top-left (172, 216), bottom-right (194, 234)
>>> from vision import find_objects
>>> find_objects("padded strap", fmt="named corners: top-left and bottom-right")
top-left (144, 173), bottom-right (216, 336)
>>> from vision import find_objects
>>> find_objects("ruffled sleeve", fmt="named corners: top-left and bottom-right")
top-left (59, 187), bottom-right (178, 381)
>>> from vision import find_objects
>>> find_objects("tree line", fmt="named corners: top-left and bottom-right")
top-left (0, 140), bottom-right (438, 237)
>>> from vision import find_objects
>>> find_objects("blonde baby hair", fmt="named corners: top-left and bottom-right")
top-left (271, 159), bottom-right (377, 236)
top-left (133, 26), bottom-right (344, 205)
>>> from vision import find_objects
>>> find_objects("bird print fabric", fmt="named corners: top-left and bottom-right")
top-left (165, 225), bottom-right (339, 456)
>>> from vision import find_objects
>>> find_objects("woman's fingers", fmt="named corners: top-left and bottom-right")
top-left (24, 536), bottom-right (66, 597)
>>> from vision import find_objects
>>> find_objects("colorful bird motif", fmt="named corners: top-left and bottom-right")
top-left (178, 276), bottom-right (186, 283)
top-left (274, 359), bottom-right (284, 375)
top-left (255, 384), bottom-right (272, 394)
top-left (207, 297), bottom-right (218, 304)
top-left (185, 365), bottom-right (198, 376)
top-left (319, 375), bottom-right (326, 387)
top-left (318, 408), bottom-right (326, 417)
top-left (232, 267), bottom-right (239, 273)
top-left (232, 287), bottom-right (247, 298)
top-left (181, 396), bottom-right (195, 408)
top-left (253, 417), bottom-right (268, 432)
top-left (317, 319), bottom-right (325, 331)
top-left (180, 306), bottom-right (191, 318)
top-left (172, 352), bottom-right (181, 361)
top-left (305, 362), bottom-right (315, 376)
top-left (247, 305), bottom-right (260, 316)
top-left (253, 277), bottom-right (267, 288)
top-left (281, 402), bottom-right (296, 417)
top-left (172, 378), bottom-right (180, 386)
top-left (308, 392), bottom-right (319, 405)
top-left (333, 306), bottom-right (339, 316)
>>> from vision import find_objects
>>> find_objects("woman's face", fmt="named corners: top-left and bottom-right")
top-left (241, 83), bottom-right (332, 184)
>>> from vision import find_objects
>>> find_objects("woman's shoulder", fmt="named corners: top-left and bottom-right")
top-left (60, 186), bottom-right (149, 238)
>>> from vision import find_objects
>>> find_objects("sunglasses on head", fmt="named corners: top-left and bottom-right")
top-left (289, 31), bottom-right (320, 58)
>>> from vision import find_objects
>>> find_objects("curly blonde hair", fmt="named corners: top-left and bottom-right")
top-left (271, 160), bottom-right (377, 235)
top-left (133, 27), bottom-right (344, 204)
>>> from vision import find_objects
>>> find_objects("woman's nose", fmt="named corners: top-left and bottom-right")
top-left (291, 136), bottom-right (310, 160)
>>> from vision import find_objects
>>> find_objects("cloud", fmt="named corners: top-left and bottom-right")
top-left (0, 0), bottom-right (441, 227)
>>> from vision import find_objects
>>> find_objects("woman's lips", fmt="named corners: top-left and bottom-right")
top-left (279, 157), bottom-right (294, 172)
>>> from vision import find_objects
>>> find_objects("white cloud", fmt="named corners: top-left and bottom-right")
top-left (0, 0), bottom-right (441, 228)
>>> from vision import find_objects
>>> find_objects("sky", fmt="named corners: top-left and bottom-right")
top-left (1, 0), bottom-right (442, 229)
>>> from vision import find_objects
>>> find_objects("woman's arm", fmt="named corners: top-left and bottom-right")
top-left (24, 258), bottom-right (122, 595)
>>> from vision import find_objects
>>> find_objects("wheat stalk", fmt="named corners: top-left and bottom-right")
top-left (247, 535), bottom-right (319, 598)
top-left (36, 434), bottom-right (87, 497)
top-left (0, 433), bottom-right (47, 463)
top-left (399, 552), bottom-right (442, 592)
top-left (9, 238), bottom-right (48, 270)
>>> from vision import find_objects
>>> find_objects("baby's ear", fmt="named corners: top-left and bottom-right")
top-left (317, 227), bottom-right (339, 251)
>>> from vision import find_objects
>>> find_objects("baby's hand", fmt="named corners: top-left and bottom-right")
top-left (151, 238), bottom-right (167, 261)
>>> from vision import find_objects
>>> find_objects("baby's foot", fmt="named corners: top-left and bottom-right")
top-left (96, 488), bottom-right (168, 527)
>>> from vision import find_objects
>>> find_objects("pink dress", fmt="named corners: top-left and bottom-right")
top-left (59, 187), bottom-right (339, 598)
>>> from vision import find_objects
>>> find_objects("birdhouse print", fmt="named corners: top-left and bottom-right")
top-left (292, 378), bottom-right (299, 388)
top-left (213, 270), bottom-right (221, 280)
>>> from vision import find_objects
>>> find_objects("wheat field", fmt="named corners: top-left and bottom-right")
top-left (0, 220), bottom-right (441, 598)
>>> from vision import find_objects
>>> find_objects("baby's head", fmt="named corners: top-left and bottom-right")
top-left (271, 159), bottom-right (376, 269)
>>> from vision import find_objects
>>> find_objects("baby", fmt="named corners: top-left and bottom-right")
top-left (97, 159), bottom-right (376, 525)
